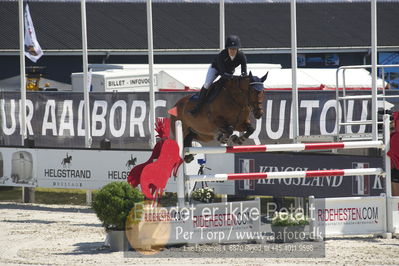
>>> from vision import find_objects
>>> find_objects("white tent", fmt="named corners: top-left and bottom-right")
top-left (88, 64), bottom-right (386, 90)
top-left (89, 63), bottom-right (282, 89)
top-left (263, 68), bottom-right (387, 90)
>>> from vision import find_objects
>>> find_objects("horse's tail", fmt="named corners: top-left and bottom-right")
top-left (170, 115), bottom-right (177, 140)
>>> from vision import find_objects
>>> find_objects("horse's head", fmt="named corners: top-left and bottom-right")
top-left (223, 72), bottom-right (267, 119)
top-left (248, 71), bottom-right (268, 119)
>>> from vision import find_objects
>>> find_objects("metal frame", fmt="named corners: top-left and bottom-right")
top-left (335, 64), bottom-right (399, 141)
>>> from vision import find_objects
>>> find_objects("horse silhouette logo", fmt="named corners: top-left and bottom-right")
top-left (61, 153), bottom-right (72, 167)
top-left (126, 155), bottom-right (137, 169)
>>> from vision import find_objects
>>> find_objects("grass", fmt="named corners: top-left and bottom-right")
top-left (0, 187), bottom-right (93, 205)
top-left (0, 187), bottom-right (178, 206)
top-left (0, 187), bottom-right (305, 212)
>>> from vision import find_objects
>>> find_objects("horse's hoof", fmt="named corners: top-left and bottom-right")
top-left (184, 154), bottom-right (194, 163)
top-left (231, 134), bottom-right (238, 143)
top-left (220, 138), bottom-right (229, 144)
top-left (231, 135), bottom-right (242, 145)
top-left (238, 136), bottom-right (246, 143)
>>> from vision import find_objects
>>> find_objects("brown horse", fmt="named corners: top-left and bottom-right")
top-left (170, 72), bottom-right (268, 163)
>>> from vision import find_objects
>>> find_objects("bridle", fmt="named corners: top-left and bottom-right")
top-left (249, 81), bottom-right (264, 114)
top-left (225, 77), bottom-right (263, 119)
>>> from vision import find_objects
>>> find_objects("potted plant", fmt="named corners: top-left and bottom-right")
top-left (271, 211), bottom-right (309, 243)
top-left (190, 187), bottom-right (215, 204)
top-left (92, 182), bottom-right (144, 251)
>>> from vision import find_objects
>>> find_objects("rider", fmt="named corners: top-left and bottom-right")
top-left (190, 35), bottom-right (248, 116)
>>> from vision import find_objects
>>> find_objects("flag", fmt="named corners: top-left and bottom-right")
top-left (24, 4), bottom-right (43, 63)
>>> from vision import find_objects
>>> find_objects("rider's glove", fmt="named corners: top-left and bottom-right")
top-left (222, 73), bottom-right (233, 79)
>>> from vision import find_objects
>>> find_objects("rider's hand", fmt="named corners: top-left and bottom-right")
top-left (222, 72), bottom-right (233, 79)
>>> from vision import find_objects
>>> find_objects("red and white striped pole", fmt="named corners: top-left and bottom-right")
top-left (187, 168), bottom-right (384, 183)
top-left (185, 141), bottom-right (384, 155)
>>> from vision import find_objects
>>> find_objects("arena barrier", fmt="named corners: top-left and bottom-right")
top-left (175, 115), bottom-right (397, 238)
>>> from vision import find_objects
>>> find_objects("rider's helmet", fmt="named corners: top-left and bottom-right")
top-left (225, 35), bottom-right (241, 49)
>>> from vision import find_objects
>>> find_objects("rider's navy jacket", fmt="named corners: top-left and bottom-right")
top-left (211, 49), bottom-right (247, 76)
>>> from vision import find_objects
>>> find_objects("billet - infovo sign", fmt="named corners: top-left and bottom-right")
top-left (106, 75), bottom-right (157, 90)
top-left (312, 195), bottom-right (386, 237)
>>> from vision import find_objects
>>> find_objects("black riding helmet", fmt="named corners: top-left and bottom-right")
top-left (225, 35), bottom-right (241, 49)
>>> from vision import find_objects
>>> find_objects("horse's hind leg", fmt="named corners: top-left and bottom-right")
top-left (183, 130), bottom-right (196, 163)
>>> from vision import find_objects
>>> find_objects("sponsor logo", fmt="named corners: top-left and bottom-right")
top-left (108, 154), bottom-right (138, 180)
top-left (61, 153), bottom-right (72, 168)
top-left (44, 168), bottom-right (91, 179)
top-left (239, 159), bottom-right (255, 190)
top-left (352, 162), bottom-right (370, 195)
top-left (125, 155), bottom-right (137, 169)
top-left (257, 166), bottom-right (343, 187)
top-left (317, 206), bottom-right (379, 222)
top-left (43, 152), bottom-right (91, 179)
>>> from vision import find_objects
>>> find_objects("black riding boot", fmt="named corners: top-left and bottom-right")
top-left (190, 87), bottom-right (208, 116)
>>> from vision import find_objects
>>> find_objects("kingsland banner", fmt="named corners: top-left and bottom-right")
top-left (1, 91), bottom-right (398, 148)
top-left (234, 152), bottom-right (384, 198)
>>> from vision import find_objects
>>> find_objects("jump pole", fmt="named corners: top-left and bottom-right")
top-left (185, 140), bottom-right (384, 155)
top-left (187, 168), bottom-right (384, 183)
top-left (175, 120), bottom-right (186, 207)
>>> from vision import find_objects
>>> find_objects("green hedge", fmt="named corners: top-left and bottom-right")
top-left (92, 182), bottom-right (144, 231)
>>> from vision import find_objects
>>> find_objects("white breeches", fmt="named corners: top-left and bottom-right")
top-left (203, 65), bottom-right (219, 89)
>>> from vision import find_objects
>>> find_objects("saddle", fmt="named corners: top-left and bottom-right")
top-left (189, 79), bottom-right (224, 103)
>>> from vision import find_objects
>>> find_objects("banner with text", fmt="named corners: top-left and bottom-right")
top-left (234, 152), bottom-right (384, 198)
top-left (313, 195), bottom-right (386, 237)
top-left (0, 147), bottom-right (235, 194)
top-left (0, 91), bottom-right (398, 148)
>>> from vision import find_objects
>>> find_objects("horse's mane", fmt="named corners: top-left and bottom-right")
top-left (214, 75), bottom-right (248, 90)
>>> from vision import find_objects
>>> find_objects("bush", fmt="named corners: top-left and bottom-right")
top-left (92, 182), bottom-right (144, 231)
top-left (271, 211), bottom-right (309, 227)
top-left (191, 187), bottom-right (214, 203)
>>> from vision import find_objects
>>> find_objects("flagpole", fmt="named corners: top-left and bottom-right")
top-left (18, 0), bottom-right (26, 145)
top-left (147, 0), bottom-right (155, 148)
top-left (219, 0), bottom-right (225, 50)
top-left (290, 0), bottom-right (299, 143)
top-left (371, 0), bottom-right (378, 141)
top-left (81, 0), bottom-right (91, 148)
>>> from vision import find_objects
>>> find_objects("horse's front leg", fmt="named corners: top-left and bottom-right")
top-left (184, 130), bottom-right (196, 163)
top-left (231, 122), bottom-right (254, 145)
top-left (217, 125), bottom-right (234, 144)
